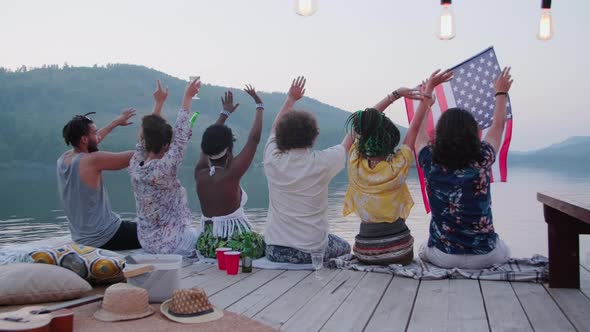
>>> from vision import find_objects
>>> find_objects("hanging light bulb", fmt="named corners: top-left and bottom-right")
top-left (294, 0), bottom-right (318, 17)
top-left (537, 0), bottom-right (554, 41)
top-left (437, 0), bottom-right (456, 40)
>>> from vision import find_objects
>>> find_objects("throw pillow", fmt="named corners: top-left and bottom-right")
top-left (0, 263), bottom-right (92, 305)
top-left (30, 244), bottom-right (125, 284)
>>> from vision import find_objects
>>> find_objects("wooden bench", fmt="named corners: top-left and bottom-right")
top-left (538, 192), bottom-right (590, 288)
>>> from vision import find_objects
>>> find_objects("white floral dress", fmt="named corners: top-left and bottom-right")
top-left (129, 109), bottom-right (198, 255)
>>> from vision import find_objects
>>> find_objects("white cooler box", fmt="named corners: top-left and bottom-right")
top-left (125, 254), bottom-right (182, 303)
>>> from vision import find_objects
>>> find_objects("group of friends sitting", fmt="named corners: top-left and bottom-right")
top-left (57, 66), bottom-right (514, 270)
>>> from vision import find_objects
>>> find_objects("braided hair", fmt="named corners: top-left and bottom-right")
top-left (345, 108), bottom-right (400, 158)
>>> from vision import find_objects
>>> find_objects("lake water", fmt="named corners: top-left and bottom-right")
top-left (1, 165), bottom-right (589, 262)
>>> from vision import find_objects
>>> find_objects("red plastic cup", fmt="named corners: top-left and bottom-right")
top-left (224, 251), bottom-right (241, 275)
top-left (215, 247), bottom-right (232, 270)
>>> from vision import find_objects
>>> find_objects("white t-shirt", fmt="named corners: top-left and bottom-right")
top-left (263, 133), bottom-right (346, 252)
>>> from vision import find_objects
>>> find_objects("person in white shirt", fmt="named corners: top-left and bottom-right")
top-left (263, 77), bottom-right (353, 263)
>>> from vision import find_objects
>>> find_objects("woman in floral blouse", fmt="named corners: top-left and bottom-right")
top-left (415, 67), bottom-right (514, 269)
top-left (128, 79), bottom-right (200, 255)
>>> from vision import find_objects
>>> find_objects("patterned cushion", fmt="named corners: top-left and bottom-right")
top-left (29, 244), bottom-right (125, 284)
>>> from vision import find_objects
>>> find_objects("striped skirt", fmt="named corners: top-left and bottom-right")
top-left (353, 219), bottom-right (414, 265)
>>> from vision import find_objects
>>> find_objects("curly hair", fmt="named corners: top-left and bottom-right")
top-left (432, 108), bottom-right (483, 169)
top-left (345, 108), bottom-right (400, 158)
top-left (275, 111), bottom-right (319, 152)
top-left (62, 115), bottom-right (94, 147)
top-left (141, 115), bottom-right (173, 154)
top-left (201, 124), bottom-right (234, 157)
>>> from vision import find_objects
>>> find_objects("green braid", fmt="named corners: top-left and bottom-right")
top-left (346, 109), bottom-right (397, 158)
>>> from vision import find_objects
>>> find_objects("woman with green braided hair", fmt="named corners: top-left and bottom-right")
top-left (343, 70), bottom-right (454, 265)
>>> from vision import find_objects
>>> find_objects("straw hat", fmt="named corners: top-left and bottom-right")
top-left (94, 283), bottom-right (155, 322)
top-left (160, 288), bottom-right (223, 324)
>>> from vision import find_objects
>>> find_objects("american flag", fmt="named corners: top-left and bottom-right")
top-left (404, 47), bottom-right (513, 213)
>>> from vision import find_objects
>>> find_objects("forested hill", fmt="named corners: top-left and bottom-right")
top-left (0, 64), bottom-right (408, 166)
top-left (509, 136), bottom-right (590, 169)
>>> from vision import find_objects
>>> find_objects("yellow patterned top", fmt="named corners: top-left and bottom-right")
top-left (343, 143), bottom-right (414, 223)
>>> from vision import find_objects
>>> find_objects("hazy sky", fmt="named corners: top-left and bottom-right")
top-left (2, 0), bottom-right (589, 150)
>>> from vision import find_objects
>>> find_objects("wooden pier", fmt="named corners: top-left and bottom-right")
top-left (177, 262), bottom-right (590, 331)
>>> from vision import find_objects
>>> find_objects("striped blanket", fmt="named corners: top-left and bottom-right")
top-left (328, 254), bottom-right (548, 282)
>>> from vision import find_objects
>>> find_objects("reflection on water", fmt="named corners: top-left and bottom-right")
top-left (1, 166), bottom-right (589, 259)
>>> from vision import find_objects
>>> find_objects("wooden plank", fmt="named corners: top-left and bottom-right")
top-left (448, 280), bottom-right (488, 332)
top-left (180, 263), bottom-right (222, 287)
top-left (180, 265), bottom-right (260, 294)
top-left (538, 192), bottom-right (590, 224)
top-left (180, 263), bottom-right (214, 279)
top-left (408, 279), bottom-right (488, 332)
top-left (544, 285), bottom-right (590, 332)
top-left (511, 282), bottom-right (576, 332)
top-left (408, 280), bottom-right (449, 332)
top-left (228, 270), bottom-right (311, 317)
top-left (210, 269), bottom-right (285, 309)
top-left (198, 268), bottom-right (262, 295)
top-left (364, 277), bottom-right (420, 332)
top-left (281, 270), bottom-right (366, 332)
top-left (480, 281), bottom-right (532, 332)
top-left (320, 272), bottom-right (392, 332)
top-left (254, 269), bottom-right (340, 329)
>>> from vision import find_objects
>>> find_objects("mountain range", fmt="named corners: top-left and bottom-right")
top-left (0, 64), bottom-right (397, 166)
top-left (0, 64), bottom-right (587, 170)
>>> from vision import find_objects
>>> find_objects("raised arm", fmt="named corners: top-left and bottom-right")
top-left (152, 79), bottom-right (169, 117)
top-left (228, 85), bottom-right (264, 179)
top-left (97, 108), bottom-right (136, 143)
top-left (406, 70), bottom-right (454, 150)
top-left (272, 76), bottom-right (306, 131)
top-left (162, 79), bottom-right (200, 166)
top-left (414, 87), bottom-right (436, 154)
top-left (181, 78), bottom-right (201, 113)
top-left (89, 151), bottom-right (134, 171)
top-left (373, 87), bottom-right (423, 113)
top-left (195, 90), bottom-right (240, 171)
top-left (484, 67), bottom-right (513, 153)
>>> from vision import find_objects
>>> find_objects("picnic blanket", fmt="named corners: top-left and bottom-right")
top-left (327, 254), bottom-right (549, 282)
top-left (2, 237), bottom-right (549, 283)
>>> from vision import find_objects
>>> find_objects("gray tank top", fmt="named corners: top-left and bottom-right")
top-left (57, 153), bottom-right (121, 247)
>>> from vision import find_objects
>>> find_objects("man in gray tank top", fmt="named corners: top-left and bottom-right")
top-left (57, 110), bottom-right (141, 250)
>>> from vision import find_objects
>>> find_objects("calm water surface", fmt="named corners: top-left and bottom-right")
top-left (1, 165), bottom-right (589, 261)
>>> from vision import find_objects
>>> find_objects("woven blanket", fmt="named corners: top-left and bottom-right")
top-left (327, 254), bottom-right (549, 282)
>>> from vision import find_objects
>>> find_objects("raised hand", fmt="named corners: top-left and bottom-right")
top-left (244, 84), bottom-right (262, 104)
top-left (288, 76), bottom-right (306, 101)
top-left (184, 78), bottom-right (202, 100)
top-left (425, 69), bottom-right (454, 94)
top-left (395, 87), bottom-right (424, 101)
top-left (114, 108), bottom-right (136, 127)
top-left (494, 67), bottom-right (513, 93)
top-left (153, 80), bottom-right (169, 104)
top-left (221, 90), bottom-right (240, 114)
top-left (420, 81), bottom-right (437, 107)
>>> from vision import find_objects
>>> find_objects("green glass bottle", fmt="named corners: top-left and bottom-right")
top-left (242, 233), bottom-right (253, 273)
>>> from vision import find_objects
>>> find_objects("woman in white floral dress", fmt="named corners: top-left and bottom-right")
top-left (128, 79), bottom-right (200, 255)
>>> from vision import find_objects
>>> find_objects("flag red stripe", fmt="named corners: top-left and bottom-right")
top-left (405, 98), bottom-right (431, 213)
top-left (499, 119), bottom-right (513, 181)
top-left (413, 149), bottom-right (431, 214)
top-left (405, 97), bottom-right (415, 122)
top-left (435, 85), bottom-right (449, 114)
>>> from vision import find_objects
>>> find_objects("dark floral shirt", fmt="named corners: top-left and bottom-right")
top-left (418, 142), bottom-right (498, 255)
